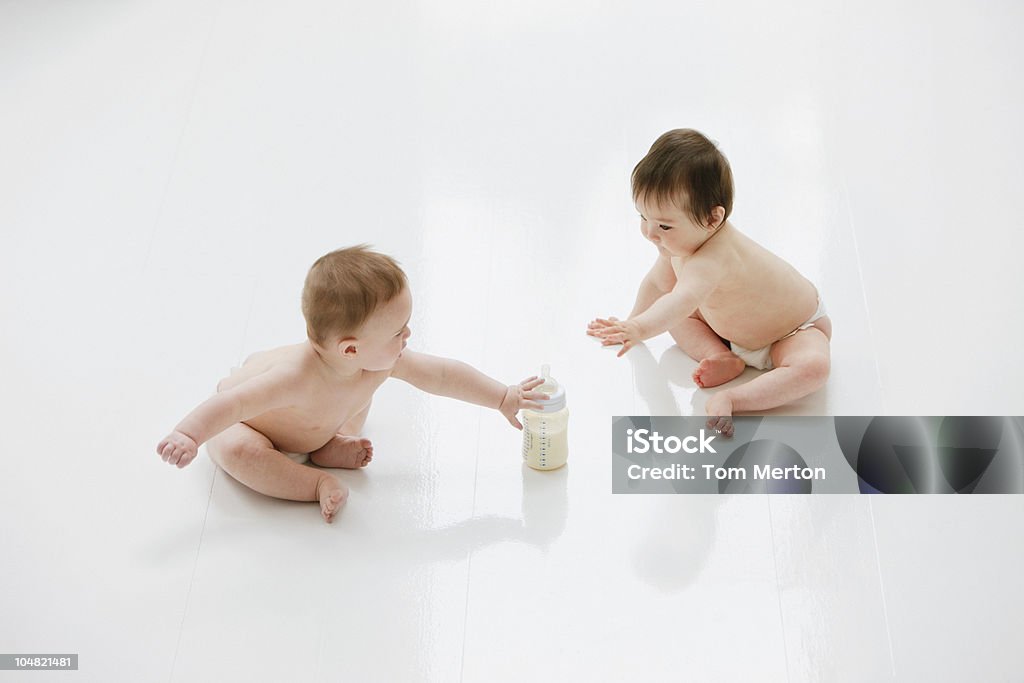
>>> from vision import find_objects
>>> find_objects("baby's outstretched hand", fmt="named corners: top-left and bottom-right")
top-left (586, 315), bottom-right (621, 340)
top-left (587, 317), bottom-right (641, 357)
top-left (157, 430), bottom-right (199, 468)
top-left (498, 376), bottom-right (549, 430)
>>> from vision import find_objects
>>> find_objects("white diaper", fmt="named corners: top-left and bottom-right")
top-left (730, 296), bottom-right (828, 371)
top-left (283, 451), bottom-right (310, 464)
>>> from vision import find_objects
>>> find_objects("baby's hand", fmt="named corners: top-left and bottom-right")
top-left (498, 376), bottom-right (549, 430)
top-left (586, 315), bottom-right (621, 338)
top-left (587, 317), bottom-right (641, 357)
top-left (157, 430), bottom-right (199, 468)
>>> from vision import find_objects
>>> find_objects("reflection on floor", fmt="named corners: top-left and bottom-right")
top-left (2, 0), bottom-right (1023, 680)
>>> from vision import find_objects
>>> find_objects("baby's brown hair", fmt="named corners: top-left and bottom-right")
top-left (301, 245), bottom-right (408, 346)
top-left (631, 129), bottom-right (734, 228)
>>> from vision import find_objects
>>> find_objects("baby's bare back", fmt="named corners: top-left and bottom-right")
top-left (218, 343), bottom-right (386, 453)
top-left (679, 225), bottom-right (819, 349)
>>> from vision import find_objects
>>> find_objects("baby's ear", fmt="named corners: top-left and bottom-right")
top-left (337, 337), bottom-right (358, 357)
top-left (707, 206), bottom-right (726, 229)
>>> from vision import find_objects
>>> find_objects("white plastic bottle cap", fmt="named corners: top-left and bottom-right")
top-left (533, 364), bottom-right (566, 412)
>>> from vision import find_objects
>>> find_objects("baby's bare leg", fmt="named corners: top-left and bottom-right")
top-left (309, 401), bottom-right (373, 469)
top-left (670, 312), bottom-right (745, 388)
top-left (705, 324), bottom-right (831, 433)
top-left (207, 423), bottom-right (347, 523)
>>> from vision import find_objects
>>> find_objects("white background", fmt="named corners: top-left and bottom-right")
top-left (2, 0), bottom-right (1022, 681)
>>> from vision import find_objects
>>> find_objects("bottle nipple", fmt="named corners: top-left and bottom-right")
top-left (539, 364), bottom-right (557, 393)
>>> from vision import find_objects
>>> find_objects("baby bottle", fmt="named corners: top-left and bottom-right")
top-left (522, 364), bottom-right (569, 471)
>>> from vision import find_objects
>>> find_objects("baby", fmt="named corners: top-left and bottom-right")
top-left (157, 246), bottom-right (546, 523)
top-left (588, 129), bottom-right (832, 436)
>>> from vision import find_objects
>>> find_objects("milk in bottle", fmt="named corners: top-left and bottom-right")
top-left (521, 365), bottom-right (569, 470)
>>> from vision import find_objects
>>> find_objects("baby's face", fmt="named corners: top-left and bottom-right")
top-left (635, 198), bottom-right (718, 258)
top-left (354, 287), bottom-right (412, 371)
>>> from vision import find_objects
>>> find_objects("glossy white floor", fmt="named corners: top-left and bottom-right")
top-left (2, 1), bottom-right (1023, 681)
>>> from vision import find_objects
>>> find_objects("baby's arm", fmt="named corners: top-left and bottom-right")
top-left (156, 370), bottom-right (300, 468)
top-left (629, 253), bottom-right (676, 318)
top-left (589, 254), bottom-right (674, 342)
top-left (593, 257), bottom-right (721, 356)
top-left (391, 351), bottom-right (547, 429)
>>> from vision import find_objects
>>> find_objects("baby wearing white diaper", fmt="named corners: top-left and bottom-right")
top-left (588, 129), bottom-right (833, 437)
top-left (730, 297), bottom-right (829, 371)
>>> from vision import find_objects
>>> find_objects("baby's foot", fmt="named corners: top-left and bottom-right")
top-left (317, 475), bottom-right (348, 524)
top-left (692, 353), bottom-right (745, 388)
top-left (310, 435), bottom-right (374, 469)
top-left (704, 393), bottom-right (735, 438)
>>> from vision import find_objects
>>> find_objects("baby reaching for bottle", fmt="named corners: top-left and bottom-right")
top-left (158, 245), bottom-right (547, 523)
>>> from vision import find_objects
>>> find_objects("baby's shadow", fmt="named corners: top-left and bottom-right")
top-left (631, 495), bottom-right (725, 593)
top-left (628, 342), bottom-right (725, 416)
top-left (395, 463), bottom-right (570, 563)
top-left (626, 343), bottom-right (683, 415)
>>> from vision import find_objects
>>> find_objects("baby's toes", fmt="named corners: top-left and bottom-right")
top-left (321, 491), bottom-right (346, 523)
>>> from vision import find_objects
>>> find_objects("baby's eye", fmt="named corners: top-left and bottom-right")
top-left (659, 224), bottom-right (673, 231)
